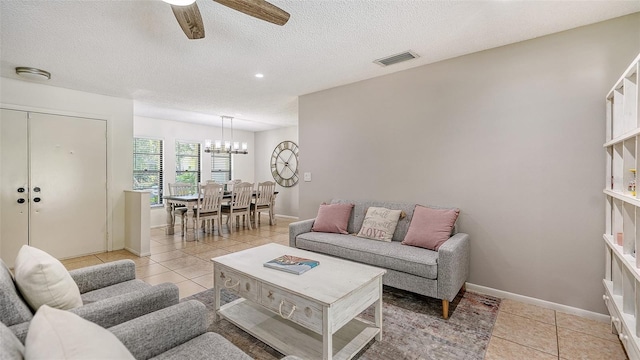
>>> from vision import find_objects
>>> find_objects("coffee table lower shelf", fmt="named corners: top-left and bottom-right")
top-left (218, 298), bottom-right (380, 360)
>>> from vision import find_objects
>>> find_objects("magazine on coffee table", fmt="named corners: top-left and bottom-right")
top-left (264, 255), bottom-right (319, 275)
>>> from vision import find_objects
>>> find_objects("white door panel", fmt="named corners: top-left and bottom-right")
top-left (29, 113), bottom-right (107, 259)
top-left (0, 109), bottom-right (29, 267)
top-left (0, 110), bottom-right (107, 265)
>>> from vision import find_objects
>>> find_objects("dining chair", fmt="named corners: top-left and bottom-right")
top-left (251, 181), bottom-right (276, 226)
top-left (225, 179), bottom-right (242, 193)
top-left (221, 182), bottom-right (253, 233)
top-left (168, 182), bottom-right (194, 235)
top-left (195, 182), bottom-right (224, 237)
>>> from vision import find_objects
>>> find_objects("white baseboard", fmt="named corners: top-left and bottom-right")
top-left (466, 283), bottom-right (610, 323)
top-left (124, 247), bottom-right (150, 257)
top-left (274, 214), bottom-right (299, 220)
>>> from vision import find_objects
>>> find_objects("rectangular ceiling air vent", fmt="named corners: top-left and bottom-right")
top-left (373, 51), bottom-right (419, 67)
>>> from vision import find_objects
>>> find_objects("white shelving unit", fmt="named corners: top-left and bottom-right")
top-left (604, 53), bottom-right (640, 360)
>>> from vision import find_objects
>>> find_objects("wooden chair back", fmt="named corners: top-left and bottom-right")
top-left (169, 182), bottom-right (193, 196)
top-left (225, 179), bottom-right (242, 193)
top-left (254, 181), bottom-right (276, 207)
top-left (231, 182), bottom-right (253, 210)
top-left (198, 183), bottom-right (224, 213)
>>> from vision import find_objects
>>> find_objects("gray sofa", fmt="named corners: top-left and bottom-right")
top-left (289, 199), bottom-right (470, 319)
top-left (0, 259), bottom-right (179, 343)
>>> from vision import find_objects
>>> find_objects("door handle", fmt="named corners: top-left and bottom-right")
top-left (33, 187), bottom-right (41, 192)
top-left (17, 198), bottom-right (25, 204)
top-left (17, 187), bottom-right (25, 193)
top-left (33, 197), bottom-right (41, 203)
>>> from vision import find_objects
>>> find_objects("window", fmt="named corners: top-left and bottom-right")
top-left (175, 140), bottom-right (201, 192)
top-left (133, 138), bottom-right (163, 206)
top-left (211, 153), bottom-right (231, 184)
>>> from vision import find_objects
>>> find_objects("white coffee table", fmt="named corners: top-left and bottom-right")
top-left (212, 243), bottom-right (386, 360)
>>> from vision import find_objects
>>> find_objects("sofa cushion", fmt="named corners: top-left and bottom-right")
top-left (150, 332), bottom-right (252, 360)
top-left (80, 279), bottom-right (150, 305)
top-left (296, 232), bottom-right (438, 279)
top-left (402, 205), bottom-right (460, 251)
top-left (312, 203), bottom-right (354, 234)
top-left (331, 199), bottom-right (416, 241)
top-left (1, 320), bottom-right (24, 359)
top-left (0, 259), bottom-right (33, 327)
top-left (25, 305), bottom-right (135, 360)
top-left (14, 245), bottom-right (82, 311)
top-left (356, 207), bottom-right (403, 242)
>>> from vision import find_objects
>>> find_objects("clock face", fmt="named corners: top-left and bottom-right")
top-left (270, 141), bottom-right (299, 187)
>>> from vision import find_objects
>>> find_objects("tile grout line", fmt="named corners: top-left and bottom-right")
top-left (498, 309), bottom-right (557, 327)
top-left (492, 306), bottom-right (561, 358)
top-left (555, 324), bottom-right (624, 345)
top-left (490, 334), bottom-right (560, 358)
top-left (498, 305), bottom-right (620, 344)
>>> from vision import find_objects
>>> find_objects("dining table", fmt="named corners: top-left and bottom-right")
top-left (164, 191), bottom-right (278, 241)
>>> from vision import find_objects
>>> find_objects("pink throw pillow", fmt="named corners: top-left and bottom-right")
top-left (312, 203), bottom-right (354, 234)
top-left (402, 205), bottom-right (460, 251)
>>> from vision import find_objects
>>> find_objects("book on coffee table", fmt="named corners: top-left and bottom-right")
top-left (263, 255), bottom-right (319, 275)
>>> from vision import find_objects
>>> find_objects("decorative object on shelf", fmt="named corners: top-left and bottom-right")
top-left (15, 67), bottom-right (51, 81)
top-left (630, 169), bottom-right (637, 196)
top-left (204, 116), bottom-right (248, 155)
top-left (270, 140), bottom-right (299, 187)
top-left (617, 232), bottom-right (624, 246)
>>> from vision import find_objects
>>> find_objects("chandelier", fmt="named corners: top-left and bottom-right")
top-left (204, 116), bottom-right (248, 155)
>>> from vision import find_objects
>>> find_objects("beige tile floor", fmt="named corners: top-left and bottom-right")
top-left (485, 299), bottom-right (628, 360)
top-left (61, 215), bottom-right (628, 360)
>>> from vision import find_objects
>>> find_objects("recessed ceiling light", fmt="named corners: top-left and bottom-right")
top-left (15, 67), bottom-right (51, 81)
top-left (255, 73), bottom-right (264, 78)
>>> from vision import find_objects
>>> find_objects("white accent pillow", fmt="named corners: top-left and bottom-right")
top-left (356, 207), bottom-right (403, 242)
top-left (25, 305), bottom-right (135, 360)
top-left (14, 245), bottom-right (82, 311)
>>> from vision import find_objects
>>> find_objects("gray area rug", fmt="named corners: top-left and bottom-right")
top-left (183, 286), bottom-right (500, 360)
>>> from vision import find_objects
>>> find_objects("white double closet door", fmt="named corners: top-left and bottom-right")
top-left (0, 109), bottom-right (107, 267)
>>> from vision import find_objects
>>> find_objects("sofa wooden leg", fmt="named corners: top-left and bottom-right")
top-left (442, 299), bottom-right (449, 319)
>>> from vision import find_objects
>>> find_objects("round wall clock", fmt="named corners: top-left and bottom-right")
top-left (270, 140), bottom-right (299, 187)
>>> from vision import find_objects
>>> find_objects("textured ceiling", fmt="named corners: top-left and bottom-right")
top-left (1, 1), bottom-right (639, 131)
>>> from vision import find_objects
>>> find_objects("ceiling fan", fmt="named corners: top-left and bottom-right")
top-left (163, 0), bottom-right (290, 40)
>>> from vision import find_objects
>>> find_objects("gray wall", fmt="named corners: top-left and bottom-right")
top-left (298, 14), bottom-right (640, 314)
top-left (255, 126), bottom-right (299, 217)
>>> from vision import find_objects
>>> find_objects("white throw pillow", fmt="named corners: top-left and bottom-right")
top-left (25, 305), bottom-right (135, 360)
top-left (14, 245), bottom-right (82, 311)
top-left (356, 207), bottom-right (403, 242)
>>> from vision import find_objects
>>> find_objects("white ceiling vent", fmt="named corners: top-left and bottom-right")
top-left (373, 51), bottom-right (420, 67)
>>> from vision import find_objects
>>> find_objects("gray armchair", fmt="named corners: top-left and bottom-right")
top-left (0, 259), bottom-right (179, 343)
top-left (0, 298), bottom-right (304, 360)
top-left (110, 300), bottom-right (302, 360)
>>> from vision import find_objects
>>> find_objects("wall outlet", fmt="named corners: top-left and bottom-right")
top-left (304, 172), bottom-right (312, 182)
